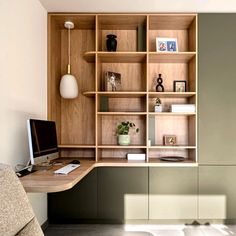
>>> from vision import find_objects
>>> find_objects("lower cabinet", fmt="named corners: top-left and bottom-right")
top-left (149, 167), bottom-right (198, 220)
top-left (199, 166), bottom-right (236, 220)
top-left (48, 169), bottom-right (98, 223)
top-left (98, 167), bottom-right (149, 221)
top-left (48, 166), bottom-right (236, 222)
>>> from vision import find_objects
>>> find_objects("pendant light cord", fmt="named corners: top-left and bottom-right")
top-left (68, 27), bottom-right (71, 74)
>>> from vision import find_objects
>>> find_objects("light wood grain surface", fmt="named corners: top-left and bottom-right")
top-left (20, 158), bottom-right (197, 193)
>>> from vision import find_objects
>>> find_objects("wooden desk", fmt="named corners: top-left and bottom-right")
top-left (20, 159), bottom-right (197, 193)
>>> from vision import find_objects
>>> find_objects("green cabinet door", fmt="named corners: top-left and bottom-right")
top-left (199, 13), bottom-right (236, 165)
top-left (199, 166), bottom-right (236, 220)
top-left (149, 167), bottom-right (198, 219)
top-left (98, 167), bottom-right (148, 222)
top-left (48, 169), bottom-right (97, 223)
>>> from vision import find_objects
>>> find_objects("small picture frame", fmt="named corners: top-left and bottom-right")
top-left (173, 80), bottom-right (187, 92)
top-left (156, 38), bottom-right (178, 52)
top-left (105, 71), bottom-right (121, 91)
top-left (163, 135), bottom-right (177, 146)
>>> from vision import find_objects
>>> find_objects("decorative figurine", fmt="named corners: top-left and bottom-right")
top-left (154, 97), bottom-right (162, 112)
top-left (156, 74), bottom-right (164, 92)
top-left (106, 34), bottom-right (117, 51)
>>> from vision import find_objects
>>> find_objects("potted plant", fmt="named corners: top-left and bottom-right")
top-left (116, 121), bottom-right (139, 145)
top-left (154, 97), bottom-right (162, 112)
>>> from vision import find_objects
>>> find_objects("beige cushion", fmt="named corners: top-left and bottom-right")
top-left (17, 218), bottom-right (43, 236)
top-left (0, 164), bottom-right (44, 236)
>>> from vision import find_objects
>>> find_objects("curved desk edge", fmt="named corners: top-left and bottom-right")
top-left (20, 159), bottom-right (198, 193)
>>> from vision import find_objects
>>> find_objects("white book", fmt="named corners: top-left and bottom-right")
top-left (171, 104), bottom-right (196, 112)
top-left (127, 153), bottom-right (146, 161)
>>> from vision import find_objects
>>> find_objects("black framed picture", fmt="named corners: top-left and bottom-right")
top-left (173, 80), bottom-right (187, 92)
top-left (105, 71), bottom-right (121, 91)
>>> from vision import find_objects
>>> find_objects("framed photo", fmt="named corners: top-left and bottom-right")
top-left (163, 135), bottom-right (177, 146)
top-left (156, 38), bottom-right (178, 52)
top-left (173, 80), bottom-right (187, 92)
top-left (105, 71), bottom-right (121, 91)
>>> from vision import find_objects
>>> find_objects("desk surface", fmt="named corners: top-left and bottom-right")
top-left (20, 159), bottom-right (197, 193)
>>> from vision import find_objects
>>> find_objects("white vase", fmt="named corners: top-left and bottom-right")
top-left (118, 135), bottom-right (130, 146)
top-left (154, 104), bottom-right (162, 112)
top-left (60, 74), bottom-right (78, 99)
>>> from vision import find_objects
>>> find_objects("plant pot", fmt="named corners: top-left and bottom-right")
top-left (154, 104), bottom-right (162, 112)
top-left (106, 34), bottom-right (117, 51)
top-left (118, 134), bottom-right (130, 146)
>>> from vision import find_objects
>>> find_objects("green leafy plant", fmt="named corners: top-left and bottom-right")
top-left (155, 97), bottom-right (161, 105)
top-left (116, 121), bottom-right (139, 135)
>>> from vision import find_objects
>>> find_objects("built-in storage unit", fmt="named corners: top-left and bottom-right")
top-left (48, 14), bottom-right (197, 164)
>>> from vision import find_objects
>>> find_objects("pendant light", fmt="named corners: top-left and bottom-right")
top-left (60, 21), bottom-right (78, 99)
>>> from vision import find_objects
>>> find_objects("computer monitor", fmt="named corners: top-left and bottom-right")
top-left (27, 119), bottom-right (59, 165)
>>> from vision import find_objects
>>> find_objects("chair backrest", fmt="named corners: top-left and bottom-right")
top-left (0, 164), bottom-right (44, 236)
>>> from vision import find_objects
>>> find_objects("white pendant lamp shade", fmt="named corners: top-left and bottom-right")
top-left (60, 74), bottom-right (78, 99)
top-left (60, 21), bottom-right (78, 99)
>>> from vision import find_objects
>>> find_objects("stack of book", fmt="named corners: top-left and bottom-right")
top-left (171, 104), bottom-right (196, 113)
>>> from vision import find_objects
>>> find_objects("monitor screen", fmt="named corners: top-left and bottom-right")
top-left (27, 119), bottom-right (59, 165)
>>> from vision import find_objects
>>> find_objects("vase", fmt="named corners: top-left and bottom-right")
top-left (106, 34), bottom-right (117, 51)
top-left (118, 135), bottom-right (130, 146)
top-left (154, 104), bottom-right (162, 112)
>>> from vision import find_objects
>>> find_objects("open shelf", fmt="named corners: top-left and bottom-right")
top-left (97, 145), bottom-right (146, 149)
top-left (58, 144), bottom-right (96, 149)
top-left (83, 91), bottom-right (147, 98)
top-left (148, 92), bottom-right (196, 98)
top-left (149, 52), bottom-right (196, 63)
top-left (48, 13), bottom-right (197, 163)
top-left (97, 52), bottom-right (147, 63)
top-left (149, 112), bottom-right (196, 116)
top-left (97, 112), bottom-right (147, 115)
top-left (149, 145), bottom-right (196, 149)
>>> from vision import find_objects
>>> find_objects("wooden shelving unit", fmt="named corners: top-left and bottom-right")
top-left (48, 13), bottom-right (198, 165)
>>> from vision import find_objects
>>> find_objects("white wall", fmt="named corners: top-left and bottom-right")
top-left (39, 0), bottom-right (236, 12)
top-left (0, 0), bottom-right (47, 225)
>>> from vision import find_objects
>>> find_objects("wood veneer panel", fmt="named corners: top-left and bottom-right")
top-left (49, 15), bottom-right (96, 30)
top-left (48, 16), bottom-right (62, 142)
top-left (101, 30), bottom-right (137, 52)
top-left (98, 115), bottom-right (146, 146)
top-left (148, 97), bottom-right (188, 112)
top-left (60, 29), bottom-right (95, 145)
top-left (154, 115), bottom-right (189, 146)
top-left (149, 63), bottom-right (188, 92)
top-left (149, 29), bottom-right (189, 52)
top-left (149, 14), bottom-right (196, 30)
top-left (99, 63), bottom-right (146, 91)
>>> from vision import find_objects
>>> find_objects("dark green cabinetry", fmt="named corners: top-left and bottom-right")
top-left (149, 167), bottom-right (198, 219)
top-left (48, 169), bottom-right (98, 223)
top-left (98, 167), bottom-right (148, 222)
top-left (199, 14), bottom-right (236, 165)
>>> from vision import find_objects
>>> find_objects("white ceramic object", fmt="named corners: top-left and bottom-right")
top-left (60, 74), bottom-right (78, 99)
top-left (154, 104), bottom-right (162, 112)
top-left (118, 135), bottom-right (130, 146)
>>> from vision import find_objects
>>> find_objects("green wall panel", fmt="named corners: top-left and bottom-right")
top-left (199, 13), bottom-right (236, 164)
top-left (98, 167), bottom-right (148, 221)
top-left (199, 166), bottom-right (236, 220)
top-left (149, 167), bottom-right (198, 219)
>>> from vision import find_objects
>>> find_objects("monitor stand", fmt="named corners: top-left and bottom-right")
top-left (32, 162), bottom-right (53, 171)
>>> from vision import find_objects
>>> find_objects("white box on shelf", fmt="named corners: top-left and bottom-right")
top-left (127, 153), bottom-right (146, 161)
top-left (171, 104), bottom-right (196, 113)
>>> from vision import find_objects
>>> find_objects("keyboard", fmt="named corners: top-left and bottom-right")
top-left (54, 164), bottom-right (80, 175)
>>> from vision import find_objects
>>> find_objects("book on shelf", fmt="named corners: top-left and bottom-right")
top-left (127, 153), bottom-right (146, 161)
top-left (171, 104), bottom-right (196, 113)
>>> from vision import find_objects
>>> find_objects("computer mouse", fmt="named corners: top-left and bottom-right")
top-left (70, 160), bottom-right (80, 164)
